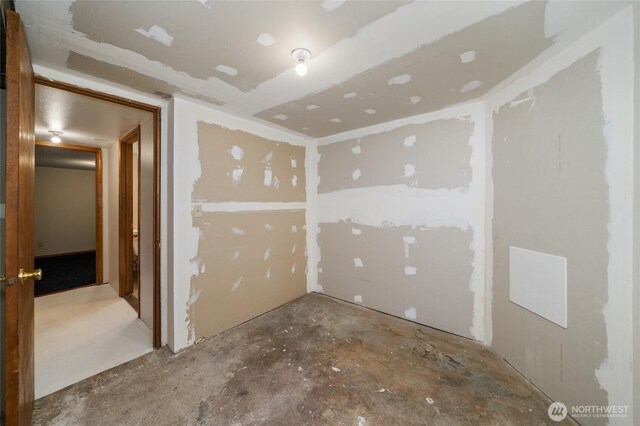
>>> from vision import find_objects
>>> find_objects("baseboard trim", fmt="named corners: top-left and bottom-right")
top-left (35, 249), bottom-right (96, 259)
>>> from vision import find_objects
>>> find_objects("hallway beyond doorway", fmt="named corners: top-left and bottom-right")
top-left (34, 284), bottom-right (152, 398)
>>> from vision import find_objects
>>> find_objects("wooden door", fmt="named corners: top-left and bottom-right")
top-left (4, 9), bottom-right (37, 426)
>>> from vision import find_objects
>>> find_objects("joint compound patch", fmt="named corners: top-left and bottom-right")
top-left (353, 258), bottom-right (364, 268)
top-left (228, 145), bottom-right (244, 161)
top-left (256, 32), bottom-right (276, 47)
top-left (231, 167), bottom-right (244, 184)
top-left (134, 24), bottom-right (174, 47)
top-left (404, 307), bottom-right (417, 320)
top-left (354, 295), bottom-right (363, 303)
top-left (404, 164), bottom-right (416, 177)
top-left (404, 266), bottom-right (417, 275)
top-left (460, 50), bottom-right (476, 63)
top-left (321, 0), bottom-right (346, 12)
top-left (215, 65), bottom-right (238, 77)
top-left (231, 227), bottom-right (245, 236)
top-left (404, 135), bottom-right (416, 147)
top-left (388, 73), bottom-right (411, 86)
top-left (231, 277), bottom-right (243, 292)
top-left (460, 80), bottom-right (482, 93)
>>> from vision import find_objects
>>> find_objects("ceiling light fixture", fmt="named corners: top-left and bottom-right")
top-left (291, 48), bottom-right (311, 76)
top-left (48, 130), bottom-right (63, 144)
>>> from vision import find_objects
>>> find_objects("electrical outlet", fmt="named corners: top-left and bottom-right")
top-left (192, 204), bottom-right (202, 218)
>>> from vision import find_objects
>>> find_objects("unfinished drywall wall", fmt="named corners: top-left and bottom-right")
top-left (34, 167), bottom-right (96, 257)
top-left (318, 119), bottom-right (472, 193)
top-left (319, 222), bottom-right (473, 337)
top-left (170, 96), bottom-right (311, 351)
top-left (193, 123), bottom-right (306, 202)
top-left (188, 210), bottom-right (306, 338)
top-left (315, 103), bottom-right (485, 340)
top-left (488, 8), bottom-right (634, 423)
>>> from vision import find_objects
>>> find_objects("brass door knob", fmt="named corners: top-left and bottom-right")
top-left (19, 268), bottom-right (42, 281)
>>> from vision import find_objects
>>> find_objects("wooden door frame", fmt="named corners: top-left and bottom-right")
top-left (34, 76), bottom-right (162, 349)
top-left (34, 140), bottom-right (103, 288)
top-left (118, 126), bottom-right (141, 316)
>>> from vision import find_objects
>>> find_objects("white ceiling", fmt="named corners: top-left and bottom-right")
top-left (18, 0), bottom-right (629, 139)
top-left (35, 84), bottom-right (153, 148)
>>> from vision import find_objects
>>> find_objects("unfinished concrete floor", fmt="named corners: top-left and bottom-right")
top-left (34, 293), bottom-right (571, 425)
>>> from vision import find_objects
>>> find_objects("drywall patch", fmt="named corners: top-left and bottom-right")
top-left (460, 50), bottom-right (476, 63)
top-left (409, 96), bottom-right (421, 104)
top-left (318, 118), bottom-right (473, 192)
top-left (306, 105), bottom-right (319, 111)
top-left (404, 307), bottom-right (417, 320)
top-left (256, 33), bottom-right (276, 47)
top-left (134, 24), bottom-right (174, 47)
top-left (460, 80), bottom-right (482, 93)
top-left (194, 121), bottom-right (306, 202)
top-left (318, 222), bottom-right (474, 337)
top-left (215, 65), bottom-right (239, 77)
top-left (188, 210), bottom-right (307, 341)
top-left (344, 92), bottom-right (357, 99)
top-left (321, 0), bottom-right (346, 12)
top-left (273, 114), bottom-right (288, 121)
top-left (388, 73), bottom-right (411, 86)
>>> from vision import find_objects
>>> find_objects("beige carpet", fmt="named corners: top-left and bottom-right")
top-left (35, 284), bottom-right (153, 398)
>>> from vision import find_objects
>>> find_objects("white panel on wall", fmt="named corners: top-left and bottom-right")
top-left (509, 246), bottom-right (567, 328)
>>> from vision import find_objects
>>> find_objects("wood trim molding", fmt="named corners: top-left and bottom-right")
top-left (35, 249), bottom-right (96, 259)
top-left (119, 125), bottom-right (141, 145)
top-left (34, 76), bottom-right (159, 113)
top-left (35, 140), bottom-right (100, 152)
top-left (34, 77), bottom-right (162, 349)
top-left (96, 149), bottom-right (103, 286)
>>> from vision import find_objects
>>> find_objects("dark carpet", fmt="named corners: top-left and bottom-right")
top-left (34, 251), bottom-right (96, 296)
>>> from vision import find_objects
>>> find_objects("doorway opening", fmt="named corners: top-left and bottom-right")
top-left (31, 78), bottom-right (161, 399)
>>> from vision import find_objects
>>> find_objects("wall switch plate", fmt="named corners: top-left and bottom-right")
top-left (192, 204), bottom-right (202, 218)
